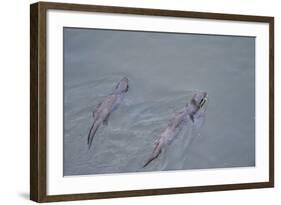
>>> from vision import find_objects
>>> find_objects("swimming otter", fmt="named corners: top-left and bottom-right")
top-left (143, 91), bottom-right (208, 167)
top-left (87, 77), bottom-right (129, 149)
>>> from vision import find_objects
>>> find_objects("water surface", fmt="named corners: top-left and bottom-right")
top-left (63, 28), bottom-right (255, 176)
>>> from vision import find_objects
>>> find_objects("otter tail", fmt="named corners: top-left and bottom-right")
top-left (143, 142), bottom-right (162, 168)
top-left (87, 121), bottom-right (100, 149)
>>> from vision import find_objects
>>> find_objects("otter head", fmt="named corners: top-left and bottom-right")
top-left (114, 77), bottom-right (129, 94)
top-left (190, 91), bottom-right (208, 108)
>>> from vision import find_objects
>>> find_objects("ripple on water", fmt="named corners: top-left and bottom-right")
top-left (64, 75), bottom-right (207, 176)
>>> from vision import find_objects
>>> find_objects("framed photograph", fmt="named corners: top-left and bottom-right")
top-left (30, 1), bottom-right (274, 202)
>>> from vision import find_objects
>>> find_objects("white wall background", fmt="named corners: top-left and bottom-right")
top-left (0, 0), bottom-right (279, 204)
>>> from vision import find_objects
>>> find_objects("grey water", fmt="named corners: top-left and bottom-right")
top-left (63, 28), bottom-right (255, 176)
